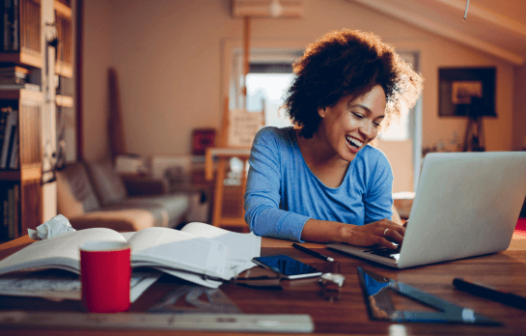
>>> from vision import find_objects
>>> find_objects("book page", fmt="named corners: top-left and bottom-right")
top-left (120, 232), bottom-right (136, 241)
top-left (129, 227), bottom-right (229, 279)
top-left (181, 222), bottom-right (261, 261)
top-left (126, 227), bottom-right (195, 252)
top-left (181, 222), bottom-right (261, 277)
top-left (0, 228), bottom-right (126, 276)
top-left (147, 267), bottom-right (223, 289)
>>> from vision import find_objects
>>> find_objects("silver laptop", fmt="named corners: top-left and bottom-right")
top-left (327, 152), bottom-right (526, 269)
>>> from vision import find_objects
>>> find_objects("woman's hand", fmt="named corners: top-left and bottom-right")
top-left (339, 218), bottom-right (405, 249)
top-left (300, 218), bottom-right (405, 249)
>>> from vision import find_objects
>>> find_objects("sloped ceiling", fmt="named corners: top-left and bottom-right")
top-left (348, 0), bottom-right (526, 65)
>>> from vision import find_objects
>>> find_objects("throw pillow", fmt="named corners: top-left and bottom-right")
top-left (86, 161), bottom-right (128, 206)
top-left (56, 163), bottom-right (101, 218)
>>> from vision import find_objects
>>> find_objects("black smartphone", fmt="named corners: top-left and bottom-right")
top-left (252, 255), bottom-right (323, 280)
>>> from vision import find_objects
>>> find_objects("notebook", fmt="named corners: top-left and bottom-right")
top-left (327, 152), bottom-right (526, 269)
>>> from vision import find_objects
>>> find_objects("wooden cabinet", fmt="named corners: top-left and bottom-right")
top-left (0, 0), bottom-right (44, 242)
top-left (0, 0), bottom-right (76, 241)
top-left (54, 0), bottom-right (73, 77)
top-left (54, 1), bottom-right (76, 163)
top-left (0, 89), bottom-right (42, 241)
top-left (0, 0), bottom-right (42, 68)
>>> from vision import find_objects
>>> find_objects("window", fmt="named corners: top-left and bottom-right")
top-left (246, 70), bottom-right (294, 128)
top-left (230, 49), bottom-right (303, 128)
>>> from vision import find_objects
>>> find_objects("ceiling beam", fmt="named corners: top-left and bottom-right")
top-left (433, 0), bottom-right (526, 39)
top-left (232, 0), bottom-right (305, 18)
top-left (349, 0), bottom-right (524, 65)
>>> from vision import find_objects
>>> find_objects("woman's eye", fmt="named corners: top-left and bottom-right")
top-left (352, 112), bottom-right (364, 119)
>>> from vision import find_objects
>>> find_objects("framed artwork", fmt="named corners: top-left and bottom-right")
top-left (192, 128), bottom-right (216, 155)
top-left (438, 67), bottom-right (496, 117)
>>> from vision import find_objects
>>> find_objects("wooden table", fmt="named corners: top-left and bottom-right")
top-left (1, 234), bottom-right (526, 335)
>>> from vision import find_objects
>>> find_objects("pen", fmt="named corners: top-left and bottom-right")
top-left (292, 243), bottom-right (334, 262)
top-left (453, 278), bottom-right (526, 310)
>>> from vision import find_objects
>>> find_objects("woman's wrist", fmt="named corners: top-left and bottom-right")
top-left (336, 223), bottom-right (355, 243)
top-left (301, 219), bottom-right (355, 243)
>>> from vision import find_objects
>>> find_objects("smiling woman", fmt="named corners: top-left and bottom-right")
top-left (244, 29), bottom-right (423, 248)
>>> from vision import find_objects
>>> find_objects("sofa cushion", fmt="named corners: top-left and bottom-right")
top-left (103, 193), bottom-right (190, 228)
top-left (86, 161), bottom-right (128, 206)
top-left (56, 163), bottom-right (101, 219)
top-left (68, 209), bottom-right (156, 232)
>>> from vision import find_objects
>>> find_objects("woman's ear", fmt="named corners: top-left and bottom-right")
top-left (318, 106), bottom-right (327, 118)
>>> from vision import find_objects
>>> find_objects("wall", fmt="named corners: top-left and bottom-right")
top-left (82, 0), bottom-right (517, 160)
top-left (82, 0), bottom-right (112, 161)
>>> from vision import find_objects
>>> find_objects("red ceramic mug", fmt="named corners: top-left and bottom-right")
top-left (80, 241), bottom-right (131, 313)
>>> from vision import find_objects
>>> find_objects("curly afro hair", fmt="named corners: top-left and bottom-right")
top-left (284, 29), bottom-right (424, 138)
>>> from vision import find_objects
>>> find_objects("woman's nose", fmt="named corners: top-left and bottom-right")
top-left (359, 120), bottom-right (374, 139)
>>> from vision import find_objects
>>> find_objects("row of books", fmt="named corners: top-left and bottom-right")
top-left (2, 0), bottom-right (20, 51)
top-left (0, 107), bottom-right (19, 170)
top-left (0, 66), bottom-right (28, 85)
top-left (0, 181), bottom-right (20, 241)
top-left (0, 65), bottom-right (40, 91)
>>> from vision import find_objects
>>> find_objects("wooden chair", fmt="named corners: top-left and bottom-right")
top-left (205, 98), bottom-right (264, 231)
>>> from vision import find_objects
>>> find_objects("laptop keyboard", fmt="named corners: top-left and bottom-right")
top-left (362, 247), bottom-right (401, 260)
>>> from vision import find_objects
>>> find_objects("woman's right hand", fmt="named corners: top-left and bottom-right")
top-left (300, 218), bottom-right (405, 249)
top-left (338, 218), bottom-right (405, 249)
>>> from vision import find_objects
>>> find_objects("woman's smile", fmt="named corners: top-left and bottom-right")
top-left (318, 84), bottom-right (387, 162)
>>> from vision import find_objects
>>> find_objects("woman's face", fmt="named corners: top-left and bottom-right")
top-left (317, 85), bottom-right (386, 162)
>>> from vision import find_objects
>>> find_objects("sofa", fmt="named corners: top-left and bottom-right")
top-left (56, 161), bottom-right (195, 232)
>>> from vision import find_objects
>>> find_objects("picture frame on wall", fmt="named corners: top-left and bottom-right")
top-left (438, 67), bottom-right (497, 118)
top-left (192, 128), bottom-right (216, 155)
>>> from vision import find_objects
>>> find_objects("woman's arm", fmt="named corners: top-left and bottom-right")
top-left (244, 128), bottom-right (311, 241)
top-left (301, 218), bottom-right (404, 248)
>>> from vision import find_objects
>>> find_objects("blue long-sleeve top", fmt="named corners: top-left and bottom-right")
top-left (244, 126), bottom-right (394, 242)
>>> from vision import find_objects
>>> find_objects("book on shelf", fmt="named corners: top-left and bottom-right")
top-left (0, 108), bottom-right (16, 169)
top-left (0, 181), bottom-right (18, 241)
top-left (12, 0), bottom-right (18, 51)
top-left (0, 75), bottom-right (25, 85)
top-left (7, 185), bottom-right (19, 239)
top-left (8, 129), bottom-right (17, 169)
top-left (0, 83), bottom-right (40, 91)
top-left (0, 222), bottom-right (261, 288)
top-left (0, 108), bottom-right (9, 157)
top-left (1, 182), bottom-right (9, 240)
top-left (2, 0), bottom-right (11, 51)
top-left (0, 65), bottom-right (29, 85)
top-left (1, 0), bottom-right (19, 52)
top-left (0, 66), bottom-right (28, 75)
top-left (3, 114), bottom-right (17, 169)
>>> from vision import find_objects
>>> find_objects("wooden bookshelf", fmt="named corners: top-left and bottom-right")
top-left (0, 89), bottom-right (41, 101)
top-left (0, 170), bottom-right (20, 180)
top-left (54, 0), bottom-right (73, 77)
top-left (0, 0), bottom-right (76, 242)
top-left (0, 89), bottom-right (42, 241)
top-left (0, 0), bottom-right (43, 69)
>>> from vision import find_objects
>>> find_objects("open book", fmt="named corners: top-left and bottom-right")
top-left (0, 222), bottom-right (261, 288)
